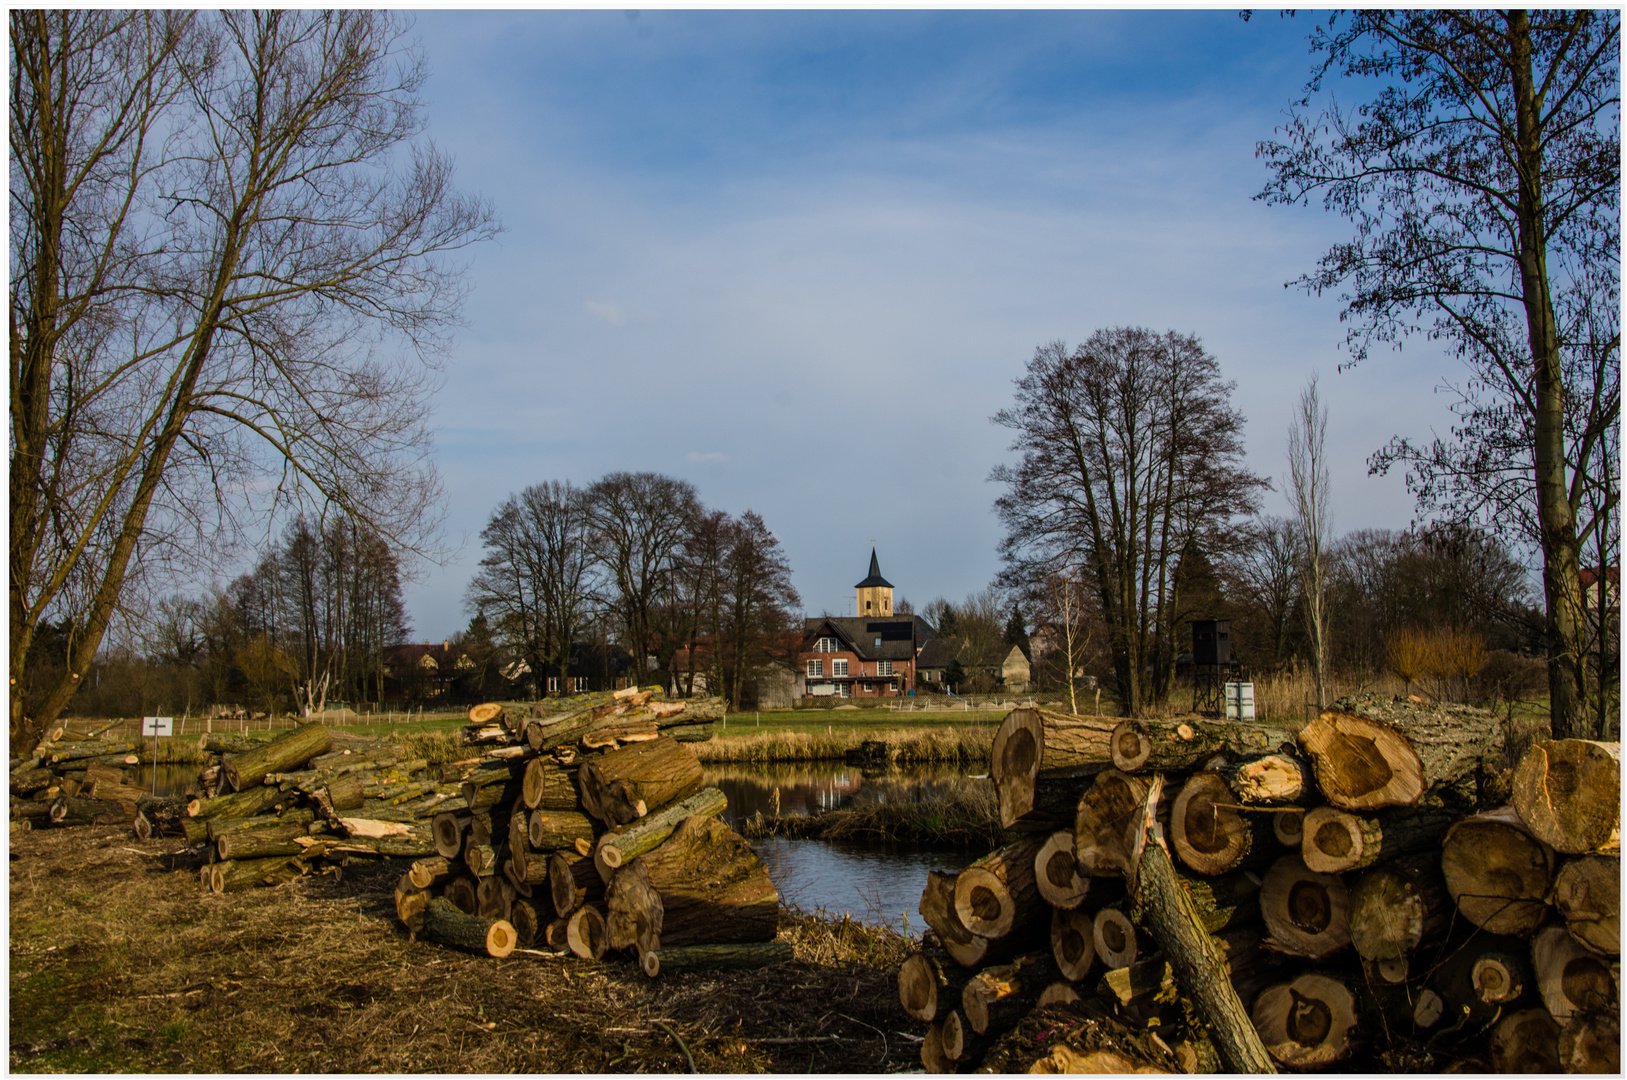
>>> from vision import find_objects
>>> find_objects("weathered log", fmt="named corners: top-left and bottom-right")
top-left (464, 840), bottom-right (506, 878)
top-left (1178, 869), bottom-right (1264, 934)
top-left (1049, 906), bottom-right (1095, 982)
top-left (1469, 949), bottom-right (1532, 1006)
top-left (10, 796), bottom-right (54, 828)
top-left (1250, 971), bottom-right (1359, 1069)
top-left (432, 811), bottom-right (471, 859)
top-left (1125, 776), bottom-right (1277, 1074)
top-left (395, 872), bottom-right (429, 930)
top-left (1512, 739), bottom-right (1621, 855)
top-left (921, 1019), bottom-right (956, 1073)
top-left (10, 766), bottom-right (57, 796)
top-left (1488, 1007), bottom-right (1562, 1073)
top-left (1093, 907), bottom-right (1139, 969)
top-left (48, 740), bottom-right (138, 764)
top-left (1346, 852), bottom-right (1451, 964)
top-left (210, 854), bottom-right (308, 893)
top-left (605, 858), bottom-right (663, 953)
top-left (216, 821), bottom-right (308, 860)
top-left (418, 895), bottom-right (517, 958)
top-left (522, 758), bottom-right (583, 811)
top-left (549, 850), bottom-right (605, 917)
top-left (1300, 804), bottom-right (1456, 874)
top-left (939, 1009), bottom-right (991, 1066)
top-left (477, 874), bottom-right (514, 921)
top-left (133, 795), bottom-right (189, 839)
top-left (206, 807), bottom-right (316, 842)
top-left (326, 773), bottom-right (365, 811)
top-left (444, 876), bottom-right (479, 914)
top-left (1273, 808), bottom-right (1305, 848)
top-left (1035, 982), bottom-right (1081, 1009)
top-left (526, 808), bottom-right (597, 852)
top-left (1531, 922), bottom-right (1617, 1021)
top-left (1074, 768), bottom-right (1149, 877)
top-left (661, 721), bottom-right (716, 743)
top-left (1440, 805), bottom-right (1556, 936)
top-left (591, 787), bottom-right (729, 873)
top-left (565, 904), bottom-right (608, 960)
top-left (919, 870), bottom-right (982, 966)
top-left (200, 733), bottom-right (262, 755)
top-left (509, 898), bottom-right (545, 947)
top-left (1110, 717), bottom-right (1299, 774)
top-left (543, 917), bottom-right (571, 952)
top-left (1300, 700), bottom-right (1501, 810)
top-left (409, 855), bottom-right (458, 890)
top-left (1551, 854), bottom-right (1619, 955)
top-left (633, 814), bottom-right (777, 948)
top-left (468, 702), bottom-right (506, 726)
top-left (989, 708), bottom-right (1113, 830)
top-left (641, 941), bottom-right (793, 978)
top-left (1558, 1012), bottom-right (1620, 1074)
top-left (49, 796), bottom-right (134, 827)
top-left (1033, 830), bottom-right (1089, 909)
top-left (1170, 771), bottom-right (1275, 876)
top-left (960, 952), bottom-right (1056, 1035)
top-left (1258, 854), bottom-right (1351, 959)
top-left (222, 722), bottom-right (332, 792)
top-left (953, 834), bottom-right (1045, 939)
top-left (187, 784), bottom-right (284, 821)
top-left (1225, 752), bottom-right (1316, 805)
top-left (899, 949), bottom-right (978, 1022)
top-left (577, 736), bottom-right (704, 826)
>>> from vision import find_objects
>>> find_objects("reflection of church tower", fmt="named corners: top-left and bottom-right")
top-left (855, 548), bottom-right (893, 617)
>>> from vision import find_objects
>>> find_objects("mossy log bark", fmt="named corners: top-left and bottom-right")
top-left (521, 758), bottom-right (582, 811)
top-left (592, 787), bottom-right (728, 871)
top-left (1512, 739), bottom-right (1620, 854)
top-left (215, 821), bottom-right (309, 860)
top-left (418, 895), bottom-right (517, 958)
top-left (222, 723), bottom-right (332, 792)
top-left (577, 737), bottom-right (704, 826)
top-left (210, 854), bottom-right (308, 893)
top-left (899, 949), bottom-right (978, 1022)
top-left (953, 834), bottom-right (1045, 939)
top-left (633, 814), bottom-right (777, 947)
top-left (641, 940), bottom-right (792, 977)
top-left (48, 740), bottom-right (138, 764)
top-left (206, 808), bottom-right (315, 842)
top-left (1109, 718), bottom-right (1299, 774)
top-left (326, 773), bottom-right (365, 811)
top-left (187, 784), bottom-right (284, 821)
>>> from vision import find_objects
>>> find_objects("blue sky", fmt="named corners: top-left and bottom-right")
top-left (395, 9), bottom-right (1456, 639)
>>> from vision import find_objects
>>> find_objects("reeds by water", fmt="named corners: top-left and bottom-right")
top-left (694, 726), bottom-right (993, 765)
top-left (740, 777), bottom-right (1003, 848)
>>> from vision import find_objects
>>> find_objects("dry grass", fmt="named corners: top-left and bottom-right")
top-left (695, 726), bottom-right (992, 765)
top-left (9, 824), bottom-right (916, 1074)
top-left (387, 729), bottom-right (468, 765)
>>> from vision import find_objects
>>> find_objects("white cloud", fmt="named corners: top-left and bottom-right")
top-left (584, 300), bottom-right (626, 325)
top-left (687, 451), bottom-right (727, 463)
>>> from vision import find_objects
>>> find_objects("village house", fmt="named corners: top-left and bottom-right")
top-left (799, 550), bottom-right (936, 700)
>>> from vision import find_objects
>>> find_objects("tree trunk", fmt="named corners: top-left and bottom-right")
top-left (526, 809), bottom-right (596, 852)
top-left (210, 854), bottom-right (308, 893)
top-left (216, 822), bottom-right (308, 860)
top-left (1249, 972), bottom-right (1359, 1069)
top-left (1170, 771), bottom-right (1275, 875)
top-left (1178, 869), bottom-right (1264, 935)
top-left (953, 834), bottom-right (1045, 939)
top-left (206, 808), bottom-right (316, 842)
top-left (1110, 718), bottom-right (1299, 773)
top-left (1346, 852), bottom-right (1451, 964)
top-left (326, 773), bottom-right (365, 811)
top-left (187, 784), bottom-right (284, 821)
top-left (395, 873), bottom-right (429, 930)
top-left (408, 855), bottom-right (457, 890)
top-left (565, 904), bottom-right (608, 960)
top-left (1303, 700), bottom-right (1503, 809)
top-left (592, 787), bottom-right (728, 872)
top-left (605, 858), bottom-right (663, 953)
top-left (1258, 854), bottom-right (1351, 959)
top-left (899, 949), bottom-right (978, 1022)
top-left (549, 850), bottom-right (604, 917)
top-left (1550, 854), bottom-right (1619, 955)
top-left (418, 896), bottom-right (516, 958)
top-left (1440, 806), bottom-right (1556, 936)
top-left (1074, 768), bottom-right (1148, 876)
top-left (1300, 805), bottom-right (1457, 875)
top-left (577, 736), bottom-right (704, 826)
top-left (632, 814), bottom-right (777, 947)
top-left (1488, 1007), bottom-right (1562, 1073)
top-left (1532, 923), bottom-right (1617, 1021)
top-left (1033, 830), bottom-right (1089, 909)
top-left (641, 941), bottom-right (793, 978)
top-left (960, 952), bottom-right (1056, 1035)
top-left (222, 722), bottom-right (332, 792)
top-left (990, 708), bottom-right (1113, 830)
top-left (522, 758), bottom-right (582, 811)
top-left (1511, 739), bottom-right (1620, 854)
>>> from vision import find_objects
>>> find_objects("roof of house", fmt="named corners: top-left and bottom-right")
top-left (854, 548), bottom-right (893, 590)
top-left (916, 636), bottom-right (956, 670)
top-left (802, 615), bottom-right (935, 662)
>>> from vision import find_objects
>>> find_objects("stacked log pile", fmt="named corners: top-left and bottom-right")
top-left (900, 699), bottom-right (1621, 1074)
top-left (10, 718), bottom-right (175, 833)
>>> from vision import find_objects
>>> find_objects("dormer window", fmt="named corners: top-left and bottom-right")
top-left (814, 636), bottom-right (839, 653)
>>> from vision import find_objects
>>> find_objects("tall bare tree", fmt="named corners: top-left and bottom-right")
top-left (675, 509), bottom-right (730, 698)
top-left (1286, 376), bottom-right (1332, 709)
top-left (993, 329), bottom-right (1266, 715)
top-left (1257, 10), bottom-right (1619, 737)
top-left (716, 511), bottom-right (800, 710)
top-left (1222, 516), bottom-right (1302, 671)
top-left (9, 11), bottom-right (496, 747)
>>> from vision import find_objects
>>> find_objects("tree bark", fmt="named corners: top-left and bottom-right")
top-left (222, 722), bottom-right (332, 792)
top-left (592, 787), bottom-right (728, 872)
top-left (216, 822), bottom-right (308, 860)
top-left (187, 784), bottom-right (284, 821)
top-left (210, 854), bottom-right (308, 893)
top-left (1258, 854), bottom-right (1351, 959)
top-left (418, 896), bottom-right (516, 958)
top-left (1250, 972), bottom-right (1359, 1069)
top-left (408, 855), bottom-right (457, 890)
top-left (641, 941), bottom-right (792, 978)
top-left (1551, 854), bottom-right (1619, 955)
top-left (632, 814), bottom-right (777, 947)
top-left (49, 796), bottom-right (134, 827)
top-left (899, 949), bottom-right (977, 1022)
top-left (577, 736), bottom-right (704, 826)
top-left (206, 808), bottom-right (315, 842)
top-left (1440, 806), bottom-right (1556, 936)
top-left (326, 773), bottom-right (365, 811)
top-left (1511, 739), bottom-right (1620, 854)
top-left (1300, 805), bottom-right (1457, 875)
top-left (464, 840), bottom-right (506, 878)
top-left (953, 834), bottom-right (1045, 939)
top-left (526, 809), bottom-right (596, 852)
top-left (1110, 718), bottom-right (1300, 773)
top-left (132, 794), bottom-right (189, 839)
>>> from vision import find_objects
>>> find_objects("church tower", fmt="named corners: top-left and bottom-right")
top-left (855, 548), bottom-right (894, 617)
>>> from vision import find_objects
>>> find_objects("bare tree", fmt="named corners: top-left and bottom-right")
top-left (1258, 10), bottom-right (1619, 737)
top-left (675, 509), bottom-right (730, 698)
top-left (1030, 565), bottom-right (1099, 714)
top-left (1221, 516), bottom-right (1302, 670)
top-left (717, 511), bottom-right (800, 709)
top-left (993, 330), bottom-right (1266, 715)
top-left (1287, 376), bottom-right (1332, 709)
top-left (9, 11), bottom-right (496, 748)
top-left (467, 482), bottom-right (596, 699)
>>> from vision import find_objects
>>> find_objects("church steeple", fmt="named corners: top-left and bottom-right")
top-left (855, 548), bottom-right (893, 616)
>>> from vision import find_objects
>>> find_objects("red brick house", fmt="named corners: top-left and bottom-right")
top-left (799, 550), bottom-right (936, 700)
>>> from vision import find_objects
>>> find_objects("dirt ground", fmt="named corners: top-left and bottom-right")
top-left (9, 823), bottom-right (918, 1074)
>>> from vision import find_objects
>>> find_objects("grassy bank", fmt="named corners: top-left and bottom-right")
top-left (9, 823), bottom-right (914, 1074)
top-left (695, 725), bottom-right (994, 764)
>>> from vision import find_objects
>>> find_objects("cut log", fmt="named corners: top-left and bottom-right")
top-left (521, 758), bottom-right (582, 811)
top-left (960, 952), bottom-right (1056, 1035)
top-left (419, 896), bottom-right (516, 958)
top-left (50, 796), bottom-right (135, 827)
top-left (210, 854), bottom-right (308, 893)
top-left (1300, 805), bottom-right (1456, 875)
top-left (86, 778), bottom-right (151, 805)
top-left (1124, 776), bottom-right (1277, 1074)
top-left (1034, 831), bottom-right (1089, 909)
top-left (1346, 853), bottom-right (1450, 964)
top-left (326, 773), bottom-right (365, 812)
top-left (477, 875), bottom-right (514, 921)
top-left (1036, 982), bottom-right (1081, 1009)
top-left (1170, 771), bottom-right (1274, 875)
top-left (1250, 972), bottom-right (1359, 1069)
top-left (549, 850), bottom-right (604, 916)
top-left (543, 917), bottom-right (571, 952)
top-left (1049, 907), bottom-right (1095, 982)
top-left (899, 950), bottom-right (977, 1023)
top-left (1469, 949), bottom-right (1531, 1006)
top-left (527, 809), bottom-right (596, 852)
top-left (1511, 740), bottom-right (1621, 855)
top-left (1093, 907), bottom-right (1139, 969)
top-left (1440, 805), bottom-right (1556, 936)
top-left (444, 876), bottom-right (479, 914)
top-left (1488, 1007), bottom-right (1562, 1074)
top-left (989, 708), bottom-right (1113, 830)
top-left (1258, 854), bottom-right (1351, 960)
top-left (1226, 753), bottom-right (1316, 805)
top-left (953, 834), bottom-right (1046, 939)
top-left (395, 873), bottom-right (429, 930)
top-left (565, 904), bottom-right (608, 960)
top-left (187, 784), bottom-right (283, 821)
top-left (1178, 869), bottom-right (1264, 934)
top-left (1559, 1012), bottom-right (1620, 1074)
top-left (921, 1020), bottom-right (956, 1073)
top-left (577, 736), bottom-right (703, 826)
top-left (939, 1009), bottom-right (991, 1065)
top-left (1551, 855), bottom-right (1620, 955)
top-left (633, 814), bottom-right (777, 948)
top-left (408, 856), bottom-right (458, 890)
top-left (216, 822), bottom-right (308, 860)
top-left (1074, 769), bottom-right (1149, 877)
top-left (510, 898), bottom-right (544, 948)
top-left (468, 702), bottom-right (506, 725)
top-left (641, 941), bottom-right (793, 978)
top-left (604, 858), bottom-right (663, 954)
top-left (1298, 709), bottom-right (1426, 810)
top-left (1273, 808), bottom-right (1305, 848)
top-left (432, 811), bottom-right (471, 860)
top-left (1110, 718), bottom-right (1299, 774)
top-left (48, 740), bottom-right (138, 764)
top-left (1307, 697), bottom-right (1502, 806)
top-left (1531, 922), bottom-right (1617, 1021)
top-left (222, 722), bottom-right (332, 792)
top-left (919, 870), bottom-right (981, 965)
top-left (132, 794), bottom-right (189, 840)
top-left (592, 787), bottom-right (729, 872)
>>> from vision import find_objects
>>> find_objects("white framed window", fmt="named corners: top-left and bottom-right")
top-left (877, 660), bottom-right (893, 677)
top-left (839, 682), bottom-right (850, 698)
top-left (807, 659), bottom-right (823, 678)
top-left (814, 636), bottom-right (840, 653)
top-left (832, 659), bottom-right (848, 676)
top-left (862, 682), bottom-right (872, 693)
top-left (547, 677), bottom-right (559, 693)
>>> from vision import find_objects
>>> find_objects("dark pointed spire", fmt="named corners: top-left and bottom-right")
top-left (855, 547), bottom-right (892, 589)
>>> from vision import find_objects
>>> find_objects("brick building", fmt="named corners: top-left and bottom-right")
top-left (799, 550), bottom-right (936, 699)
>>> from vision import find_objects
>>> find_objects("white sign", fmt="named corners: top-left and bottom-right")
top-left (1223, 683), bottom-right (1255, 722)
top-left (142, 716), bottom-right (173, 737)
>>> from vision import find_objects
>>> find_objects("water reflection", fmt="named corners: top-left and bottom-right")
top-left (703, 761), bottom-right (979, 828)
top-left (126, 764), bottom-right (198, 798)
